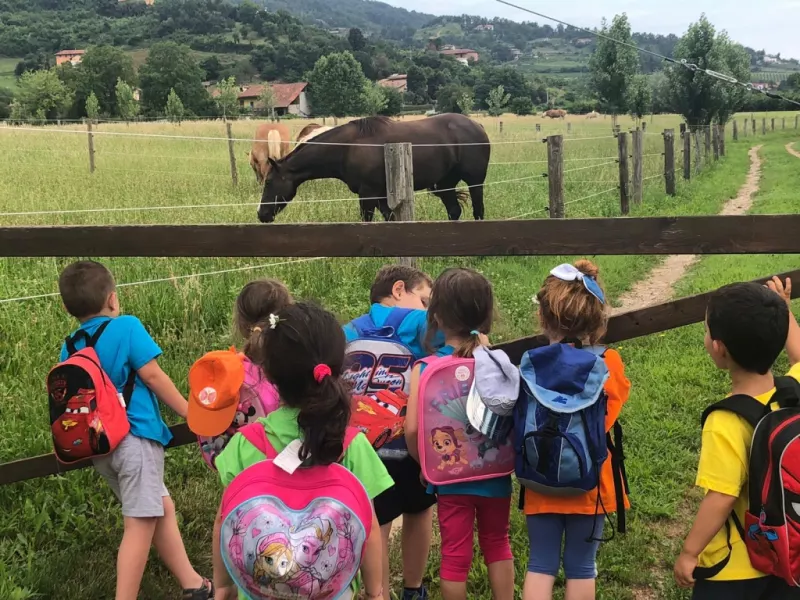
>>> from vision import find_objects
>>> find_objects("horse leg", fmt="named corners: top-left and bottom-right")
top-left (433, 187), bottom-right (462, 221)
top-left (378, 199), bottom-right (395, 222)
top-left (468, 184), bottom-right (485, 220)
top-left (358, 197), bottom-right (376, 222)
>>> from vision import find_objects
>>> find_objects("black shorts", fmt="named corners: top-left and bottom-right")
top-left (692, 576), bottom-right (800, 600)
top-left (374, 456), bottom-right (436, 526)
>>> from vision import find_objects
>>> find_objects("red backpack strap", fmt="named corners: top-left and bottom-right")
top-left (239, 423), bottom-right (278, 459)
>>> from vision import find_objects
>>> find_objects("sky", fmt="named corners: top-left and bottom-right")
top-left (387, 0), bottom-right (800, 60)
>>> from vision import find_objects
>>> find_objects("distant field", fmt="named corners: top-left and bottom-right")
top-left (0, 57), bottom-right (19, 90)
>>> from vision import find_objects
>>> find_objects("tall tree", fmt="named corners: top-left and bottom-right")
top-left (626, 74), bottom-right (652, 122)
top-left (215, 76), bottom-right (240, 118)
top-left (362, 81), bottom-right (388, 115)
top-left (308, 52), bottom-right (368, 117)
top-left (74, 46), bottom-right (135, 117)
top-left (589, 14), bottom-right (639, 115)
top-left (139, 42), bottom-right (209, 116)
top-left (258, 85), bottom-right (275, 117)
top-left (85, 92), bottom-right (100, 119)
top-left (0, 87), bottom-right (13, 119)
top-left (10, 69), bottom-right (73, 120)
top-left (666, 15), bottom-right (750, 127)
top-left (348, 28), bottom-right (366, 52)
top-left (486, 85), bottom-right (511, 116)
top-left (115, 78), bottom-right (138, 121)
top-left (165, 88), bottom-right (185, 123)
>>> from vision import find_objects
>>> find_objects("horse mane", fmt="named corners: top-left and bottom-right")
top-left (349, 116), bottom-right (393, 136)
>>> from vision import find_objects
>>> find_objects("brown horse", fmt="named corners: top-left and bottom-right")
top-left (258, 114), bottom-right (490, 223)
top-left (248, 123), bottom-right (291, 184)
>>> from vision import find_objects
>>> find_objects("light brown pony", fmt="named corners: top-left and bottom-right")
top-left (544, 109), bottom-right (567, 119)
top-left (248, 123), bottom-right (291, 185)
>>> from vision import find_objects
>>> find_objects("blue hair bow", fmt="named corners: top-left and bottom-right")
top-left (550, 264), bottom-right (605, 304)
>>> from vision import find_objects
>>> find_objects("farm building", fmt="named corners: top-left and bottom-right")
top-left (378, 74), bottom-right (408, 93)
top-left (237, 82), bottom-right (310, 117)
top-left (440, 48), bottom-right (479, 65)
top-left (474, 23), bottom-right (494, 31)
top-left (54, 49), bottom-right (85, 66)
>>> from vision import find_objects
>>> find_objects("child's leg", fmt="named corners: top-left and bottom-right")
top-left (562, 514), bottom-right (604, 600)
top-left (436, 495), bottom-right (477, 600)
top-left (379, 523), bottom-right (393, 600)
top-left (153, 495), bottom-right (206, 590)
top-left (117, 516), bottom-right (158, 600)
top-left (523, 514), bottom-right (565, 600)
top-left (401, 507), bottom-right (434, 593)
top-left (475, 496), bottom-right (514, 600)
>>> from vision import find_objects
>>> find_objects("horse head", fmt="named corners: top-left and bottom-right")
top-left (258, 158), bottom-right (297, 223)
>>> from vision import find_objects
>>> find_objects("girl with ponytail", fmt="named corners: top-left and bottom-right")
top-left (212, 302), bottom-right (392, 600)
top-left (406, 268), bottom-right (515, 600)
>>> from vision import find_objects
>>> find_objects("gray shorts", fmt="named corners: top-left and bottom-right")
top-left (93, 434), bottom-right (169, 518)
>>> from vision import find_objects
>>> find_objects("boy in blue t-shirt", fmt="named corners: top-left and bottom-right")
top-left (343, 265), bottom-right (444, 600)
top-left (57, 261), bottom-right (212, 600)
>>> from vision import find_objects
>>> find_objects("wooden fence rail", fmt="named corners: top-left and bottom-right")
top-left (3, 265), bottom-right (798, 487)
top-left (2, 215), bottom-right (799, 257)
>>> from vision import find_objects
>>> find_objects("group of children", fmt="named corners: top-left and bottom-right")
top-left (49, 258), bottom-right (800, 600)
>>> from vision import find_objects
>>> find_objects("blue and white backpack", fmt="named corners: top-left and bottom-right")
top-left (514, 342), bottom-right (610, 496)
top-left (342, 309), bottom-right (415, 459)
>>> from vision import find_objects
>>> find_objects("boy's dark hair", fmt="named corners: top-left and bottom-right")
top-left (426, 268), bottom-right (494, 358)
top-left (369, 265), bottom-right (432, 305)
top-left (58, 260), bottom-right (116, 319)
top-left (707, 282), bottom-right (789, 375)
top-left (258, 302), bottom-right (351, 465)
top-left (234, 279), bottom-right (292, 362)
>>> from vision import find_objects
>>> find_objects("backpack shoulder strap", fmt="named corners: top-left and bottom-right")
top-left (701, 394), bottom-right (766, 429)
top-left (65, 319), bottom-right (112, 357)
top-left (239, 423), bottom-right (278, 459)
top-left (771, 376), bottom-right (800, 409)
top-left (350, 314), bottom-right (376, 336)
top-left (381, 308), bottom-right (414, 332)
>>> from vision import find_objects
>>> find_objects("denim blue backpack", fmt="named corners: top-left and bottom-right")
top-left (515, 342), bottom-right (610, 496)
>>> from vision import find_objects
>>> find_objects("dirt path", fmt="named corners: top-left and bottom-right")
top-left (787, 142), bottom-right (800, 159)
top-left (614, 145), bottom-right (763, 314)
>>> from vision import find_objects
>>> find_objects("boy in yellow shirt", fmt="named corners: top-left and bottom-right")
top-left (674, 279), bottom-right (800, 599)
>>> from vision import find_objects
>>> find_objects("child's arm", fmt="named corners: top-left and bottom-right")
top-left (673, 491), bottom-right (738, 588)
top-left (767, 277), bottom-right (800, 365)
top-left (212, 505), bottom-right (236, 596)
top-left (359, 510), bottom-right (385, 600)
top-left (405, 364), bottom-right (422, 464)
top-left (137, 359), bottom-right (189, 419)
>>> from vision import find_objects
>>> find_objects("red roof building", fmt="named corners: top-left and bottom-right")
top-left (237, 82), bottom-right (309, 116)
top-left (440, 48), bottom-right (479, 65)
top-left (377, 74), bottom-right (408, 93)
top-left (55, 49), bottom-right (85, 66)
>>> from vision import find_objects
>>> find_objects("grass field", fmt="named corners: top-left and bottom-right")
top-left (0, 113), bottom-right (798, 599)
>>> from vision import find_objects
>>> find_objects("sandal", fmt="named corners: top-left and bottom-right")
top-left (182, 577), bottom-right (214, 600)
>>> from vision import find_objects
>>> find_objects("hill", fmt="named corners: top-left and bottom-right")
top-left (247, 0), bottom-right (433, 35)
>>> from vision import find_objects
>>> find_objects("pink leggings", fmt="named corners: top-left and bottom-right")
top-left (436, 494), bottom-right (513, 582)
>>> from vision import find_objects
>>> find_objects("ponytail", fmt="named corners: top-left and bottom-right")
top-left (296, 373), bottom-right (351, 465)
top-left (454, 329), bottom-right (482, 358)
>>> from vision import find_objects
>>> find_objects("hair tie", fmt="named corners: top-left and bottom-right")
top-left (470, 330), bottom-right (481, 336)
top-left (313, 364), bottom-right (332, 384)
top-left (549, 264), bottom-right (606, 304)
top-left (251, 326), bottom-right (262, 334)
top-left (268, 313), bottom-right (281, 329)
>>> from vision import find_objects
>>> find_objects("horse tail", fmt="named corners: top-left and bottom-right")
top-left (267, 130), bottom-right (282, 160)
top-left (456, 188), bottom-right (471, 206)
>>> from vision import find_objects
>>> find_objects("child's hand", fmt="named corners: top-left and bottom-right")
top-left (766, 276), bottom-right (792, 308)
top-left (673, 550), bottom-right (697, 588)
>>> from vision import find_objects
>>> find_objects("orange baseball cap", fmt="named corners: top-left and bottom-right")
top-left (187, 349), bottom-right (245, 437)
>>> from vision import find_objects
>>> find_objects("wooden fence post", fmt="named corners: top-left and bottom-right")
top-left (771, 118), bottom-right (775, 131)
top-left (546, 135), bottom-right (564, 218)
top-left (86, 119), bottom-right (96, 174)
top-left (712, 125), bottom-right (720, 161)
top-left (384, 142), bottom-right (416, 267)
top-left (744, 119), bottom-right (748, 137)
top-left (642, 121), bottom-right (647, 132)
top-left (664, 129), bottom-right (676, 196)
top-left (225, 121), bottom-right (238, 187)
top-left (704, 127), bottom-right (711, 164)
top-left (499, 120), bottom-right (504, 134)
top-left (631, 129), bottom-right (643, 205)
top-left (618, 131), bottom-right (630, 215)
top-left (693, 132), bottom-right (701, 175)
top-left (567, 122), bottom-right (571, 134)
top-left (752, 118), bottom-right (756, 135)
top-left (719, 123), bottom-right (726, 157)
top-left (322, 117), bottom-right (326, 126)
top-left (733, 120), bottom-right (738, 141)
top-left (762, 118), bottom-right (767, 135)
top-left (783, 118), bottom-right (786, 130)
top-left (796, 115), bottom-right (799, 129)
top-left (683, 128), bottom-right (691, 180)
top-left (536, 123), bottom-right (541, 133)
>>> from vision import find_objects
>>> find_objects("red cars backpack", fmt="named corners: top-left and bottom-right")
top-left (694, 376), bottom-right (800, 586)
top-left (47, 320), bottom-right (134, 464)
